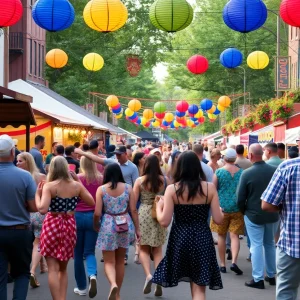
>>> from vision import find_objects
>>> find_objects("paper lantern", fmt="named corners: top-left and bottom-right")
top-left (141, 117), bottom-right (148, 126)
top-left (247, 51), bottom-right (269, 70)
top-left (129, 112), bottom-right (138, 120)
top-left (187, 55), bottom-right (209, 74)
top-left (32, 0), bottom-right (75, 32)
top-left (162, 120), bottom-right (171, 127)
top-left (175, 110), bottom-right (185, 117)
top-left (280, 0), bottom-right (300, 27)
top-left (125, 108), bottom-right (134, 117)
top-left (194, 110), bottom-right (203, 118)
top-left (207, 105), bottom-right (216, 114)
top-left (152, 120), bottom-right (160, 127)
top-left (45, 49), bottom-right (68, 69)
top-left (149, 0), bottom-right (193, 33)
top-left (174, 120), bottom-right (180, 128)
top-left (143, 109), bottom-right (153, 120)
top-left (187, 119), bottom-right (195, 127)
top-left (218, 96), bottom-right (231, 108)
top-left (176, 101), bottom-right (189, 112)
top-left (136, 118), bottom-right (141, 125)
top-left (155, 112), bottom-right (165, 119)
top-left (208, 113), bottom-right (217, 120)
top-left (223, 0), bottom-right (267, 33)
top-left (106, 95), bottom-right (119, 107)
top-left (188, 104), bottom-right (199, 115)
top-left (220, 48), bottom-right (243, 68)
top-left (83, 53), bottom-right (104, 71)
top-left (154, 102), bottom-right (166, 113)
top-left (217, 104), bottom-right (226, 112)
top-left (128, 99), bottom-right (141, 112)
top-left (112, 104), bottom-right (122, 114)
top-left (200, 99), bottom-right (213, 111)
top-left (0, 0), bottom-right (23, 27)
top-left (115, 112), bottom-right (123, 119)
top-left (213, 108), bottom-right (221, 115)
top-left (164, 113), bottom-right (174, 123)
top-left (198, 117), bottom-right (205, 123)
top-left (83, 0), bottom-right (128, 32)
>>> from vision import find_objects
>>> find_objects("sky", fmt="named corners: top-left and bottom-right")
top-left (153, 63), bottom-right (168, 83)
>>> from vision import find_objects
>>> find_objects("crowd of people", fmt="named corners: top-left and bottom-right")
top-left (0, 133), bottom-right (299, 300)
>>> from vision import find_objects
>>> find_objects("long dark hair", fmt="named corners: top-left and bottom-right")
top-left (103, 163), bottom-right (125, 189)
top-left (173, 151), bottom-right (205, 201)
top-left (142, 155), bottom-right (163, 193)
top-left (133, 152), bottom-right (145, 168)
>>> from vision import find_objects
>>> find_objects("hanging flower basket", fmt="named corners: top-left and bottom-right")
top-left (231, 117), bottom-right (242, 132)
top-left (256, 102), bottom-right (272, 125)
top-left (270, 98), bottom-right (293, 122)
top-left (221, 125), bottom-right (228, 136)
top-left (243, 113), bottom-right (256, 130)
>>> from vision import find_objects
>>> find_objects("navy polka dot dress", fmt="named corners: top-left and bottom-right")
top-left (152, 204), bottom-right (223, 290)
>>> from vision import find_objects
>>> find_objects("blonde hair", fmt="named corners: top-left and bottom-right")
top-left (17, 152), bottom-right (40, 182)
top-left (80, 156), bottom-right (102, 185)
top-left (47, 156), bottom-right (72, 182)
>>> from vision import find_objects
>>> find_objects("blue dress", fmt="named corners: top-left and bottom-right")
top-left (152, 204), bottom-right (223, 290)
top-left (96, 184), bottom-right (135, 251)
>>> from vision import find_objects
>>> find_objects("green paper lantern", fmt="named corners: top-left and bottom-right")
top-left (154, 102), bottom-right (166, 113)
top-left (149, 0), bottom-right (193, 33)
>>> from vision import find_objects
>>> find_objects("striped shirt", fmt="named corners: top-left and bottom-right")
top-left (261, 157), bottom-right (300, 258)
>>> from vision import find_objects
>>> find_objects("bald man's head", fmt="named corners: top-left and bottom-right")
top-left (249, 143), bottom-right (264, 158)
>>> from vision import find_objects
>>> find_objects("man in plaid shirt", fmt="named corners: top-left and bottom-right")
top-left (261, 157), bottom-right (300, 300)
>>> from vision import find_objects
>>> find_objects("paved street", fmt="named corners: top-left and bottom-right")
top-left (8, 238), bottom-right (276, 300)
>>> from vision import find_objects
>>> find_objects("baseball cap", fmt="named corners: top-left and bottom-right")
top-left (0, 134), bottom-right (15, 154)
top-left (150, 148), bottom-right (162, 155)
top-left (113, 145), bottom-right (127, 154)
top-left (89, 140), bottom-right (99, 150)
top-left (221, 148), bottom-right (237, 159)
top-left (107, 145), bottom-right (116, 152)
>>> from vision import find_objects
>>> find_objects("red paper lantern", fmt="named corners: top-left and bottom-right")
top-left (0, 0), bottom-right (23, 27)
top-left (155, 112), bottom-right (165, 119)
top-left (198, 117), bottom-right (205, 123)
top-left (176, 100), bottom-right (189, 112)
top-left (280, 0), bottom-right (300, 27)
top-left (187, 55), bottom-right (209, 74)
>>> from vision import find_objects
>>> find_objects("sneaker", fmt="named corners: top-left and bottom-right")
top-left (89, 275), bottom-right (97, 298)
top-left (230, 263), bottom-right (243, 275)
top-left (154, 284), bottom-right (163, 297)
top-left (265, 276), bottom-right (276, 286)
top-left (74, 287), bottom-right (87, 296)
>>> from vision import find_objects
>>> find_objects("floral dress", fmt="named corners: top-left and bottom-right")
top-left (96, 184), bottom-right (135, 251)
top-left (30, 212), bottom-right (46, 238)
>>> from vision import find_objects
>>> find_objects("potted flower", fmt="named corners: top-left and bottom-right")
top-left (270, 99), bottom-right (293, 122)
top-left (243, 113), bottom-right (256, 130)
top-left (221, 125), bottom-right (228, 136)
top-left (231, 117), bottom-right (242, 133)
top-left (256, 102), bottom-right (272, 125)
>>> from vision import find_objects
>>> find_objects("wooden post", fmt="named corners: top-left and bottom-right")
top-left (25, 122), bottom-right (30, 151)
top-left (3, 27), bottom-right (9, 88)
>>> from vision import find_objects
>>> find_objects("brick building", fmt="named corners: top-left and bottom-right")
top-left (289, 26), bottom-right (300, 89)
top-left (9, 0), bottom-right (46, 86)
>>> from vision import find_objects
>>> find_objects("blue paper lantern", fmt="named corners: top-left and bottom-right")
top-left (188, 104), bottom-right (199, 115)
top-left (112, 106), bottom-right (122, 114)
top-left (129, 112), bottom-right (138, 120)
top-left (162, 120), bottom-right (171, 127)
top-left (223, 0), bottom-right (267, 33)
top-left (136, 118), bottom-right (141, 125)
top-left (220, 48), bottom-right (243, 68)
top-left (200, 99), bottom-right (213, 111)
top-left (175, 111), bottom-right (185, 117)
top-left (194, 121), bottom-right (199, 125)
top-left (170, 122), bottom-right (175, 129)
top-left (213, 108), bottom-right (221, 115)
top-left (32, 0), bottom-right (75, 32)
top-left (190, 117), bottom-right (198, 122)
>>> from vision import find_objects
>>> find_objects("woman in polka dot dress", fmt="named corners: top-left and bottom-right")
top-left (35, 156), bottom-right (94, 300)
top-left (153, 151), bottom-right (224, 300)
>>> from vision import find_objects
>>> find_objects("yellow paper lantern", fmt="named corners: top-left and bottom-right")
top-left (194, 110), bottom-right (203, 118)
top-left (106, 95), bottom-right (119, 107)
top-left (83, 0), bottom-right (128, 33)
top-left (83, 53), bottom-right (104, 71)
top-left (207, 105), bottom-right (216, 114)
top-left (187, 119), bottom-right (194, 127)
top-left (174, 120), bottom-right (180, 128)
top-left (143, 109), bottom-right (153, 120)
top-left (164, 112), bottom-right (174, 123)
top-left (247, 51), bottom-right (269, 70)
top-left (218, 96), bottom-right (231, 108)
top-left (125, 108), bottom-right (134, 117)
top-left (141, 117), bottom-right (148, 126)
top-left (128, 99), bottom-right (141, 112)
top-left (115, 113), bottom-right (123, 119)
top-left (217, 104), bottom-right (226, 112)
top-left (152, 120), bottom-right (160, 127)
top-left (45, 49), bottom-right (68, 69)
top-left (208, 113), bottom-right (217, 120)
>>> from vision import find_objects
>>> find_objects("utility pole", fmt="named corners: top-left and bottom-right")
top-left (277, 14), bottom-right (281, 98)
top-left (3, 28), bottom-right (9, 88)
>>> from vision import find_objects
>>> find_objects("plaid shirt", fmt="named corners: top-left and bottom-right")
top-left (261, 157), bottom-right (300, 258)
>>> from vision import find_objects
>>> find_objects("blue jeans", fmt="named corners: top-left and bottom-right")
top-left (244, 216), bottom-right (278, 282)
top-left (74, 211), bottom-right (98, 290)
top-left (277, 247), bottom-right (300, 300)
top-left (0, 229), bottom-right (33, 300)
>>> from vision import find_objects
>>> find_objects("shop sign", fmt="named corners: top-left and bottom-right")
top-left (276, 56), bottom-right (291, 91)
top-left (258, 130), bottom-right (274, 143)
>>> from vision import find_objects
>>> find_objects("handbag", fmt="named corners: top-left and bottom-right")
top-left (106, 209), bottom-right (129, 233)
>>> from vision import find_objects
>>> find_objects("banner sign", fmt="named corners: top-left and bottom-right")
top-left (258, 130), bottom-right (274, 144)
top-left (276, 57), bottom-right (291, 91)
